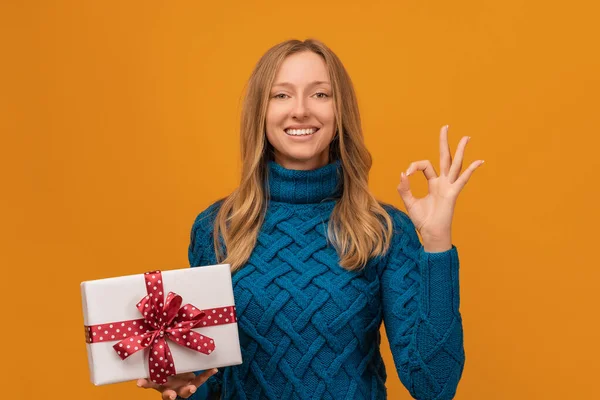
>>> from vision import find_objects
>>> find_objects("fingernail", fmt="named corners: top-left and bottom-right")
top-left (136, 379), bottom-right (143, 387)
top-left (170, 395), bottom-right (176, 400)
top-left (480, 160), bottom-right (485, 165)
top-left (213, 368), bottom-right (219, 373)
top-left (190, 387), bottom-right (197, 394)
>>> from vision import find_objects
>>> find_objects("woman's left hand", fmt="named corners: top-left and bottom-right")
top-left (396, 125), bottom-right (484, 252)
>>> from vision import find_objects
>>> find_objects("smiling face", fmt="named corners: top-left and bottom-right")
top-left (265, 51), bottom-right (336, 171)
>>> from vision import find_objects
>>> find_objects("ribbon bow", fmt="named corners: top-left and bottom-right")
top-left (112, 270), bottom-right (216, 384)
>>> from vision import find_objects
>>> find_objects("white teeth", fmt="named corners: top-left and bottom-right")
top-left (285, 128), bottom-right (317, 136)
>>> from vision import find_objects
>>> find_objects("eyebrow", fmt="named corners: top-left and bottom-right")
top-left (272, 80), bottom-right (331, 88)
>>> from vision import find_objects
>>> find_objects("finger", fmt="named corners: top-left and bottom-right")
top-left (137, 373), bottom-right (195, 390)
top-left (164, 372), bottom-right (196, 387)
top-left (397, 172), bottom-right (417, 210)
top-left (448, 135), bottom-right (470, 182)
top-left (177, 384), bottom-right (199, 399)
top-left (177, 369), bottom-right (218, 399)
top-left (406, 160), bottom-right (438, 180)
top-left (137, 378), bottom-right (174, 399)
top-left (453, 160), bottom-right (484, 190)
top-left (136, 378), bottom-right (160, 390)
top-left (190, 368), bottom-right (219, 387)
top-left (162, 389), bottom-right (178, 400)
top-left (439, 125), bottom-right (452, 176)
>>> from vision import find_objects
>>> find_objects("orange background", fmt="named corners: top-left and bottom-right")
top-left (2, 1), bottom-right (599, 399)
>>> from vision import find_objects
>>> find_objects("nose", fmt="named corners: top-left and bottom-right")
top-left (291, 97), bottom-right (309, 119)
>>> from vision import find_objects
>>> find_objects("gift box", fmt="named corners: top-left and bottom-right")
top-left (80, 263), bottom-right (242, 385)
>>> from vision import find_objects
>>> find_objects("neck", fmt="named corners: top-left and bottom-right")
top-left (272, 153), bottom-right (330, 171)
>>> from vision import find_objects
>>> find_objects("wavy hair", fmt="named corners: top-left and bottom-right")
top-left (212, 38), bottom-right (393, 272)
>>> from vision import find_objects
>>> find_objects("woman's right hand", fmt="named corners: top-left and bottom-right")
top-left (137, 368), bottom-right (218, 400)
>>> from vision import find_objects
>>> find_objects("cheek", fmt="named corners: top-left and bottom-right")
top-left (265, 108), bottom-right (274, 127)
top-left (266, 108), bottom-right (286, 130)
top-left (316, 103), bottom-right (335, 123)
top-left (264, 111), bottom-right (281, 143)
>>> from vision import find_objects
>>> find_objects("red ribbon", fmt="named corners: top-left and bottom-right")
top-left (84, 270), bottom-right (237, 384)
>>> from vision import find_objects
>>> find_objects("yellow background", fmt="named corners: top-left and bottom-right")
top-left (2, 1), bottom-right (599, 399)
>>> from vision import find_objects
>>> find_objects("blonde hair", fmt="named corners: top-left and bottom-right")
top-left (213, 38), bottom-right (393, 272)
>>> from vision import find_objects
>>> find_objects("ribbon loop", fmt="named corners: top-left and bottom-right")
top-left (127, 271), bottom-right (217, 384)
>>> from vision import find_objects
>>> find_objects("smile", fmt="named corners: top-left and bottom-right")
top-left (285, 128), bottom-right (319, 136)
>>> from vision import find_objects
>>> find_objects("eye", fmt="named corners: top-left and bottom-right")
top-left (273, 93), bottom-right (288, 99)
top-left (315, 92), bottom-right (329, 99)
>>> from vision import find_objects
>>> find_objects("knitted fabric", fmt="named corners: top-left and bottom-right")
top-left (187, 160), bottom-right (465, 399)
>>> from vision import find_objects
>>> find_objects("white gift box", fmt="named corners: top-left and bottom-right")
top-left (80, 264), bottom-right (242, 385)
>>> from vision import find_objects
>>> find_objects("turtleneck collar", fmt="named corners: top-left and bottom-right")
top-left (266, 159), bottom-right (343, 204)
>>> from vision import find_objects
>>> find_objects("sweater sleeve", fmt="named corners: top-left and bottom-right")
top-left (187, 200), bottom-right (225, 400)
top-left (188, 200), bottom-right (224, 268)
top-left (380, 205), bottom-right (465, 400)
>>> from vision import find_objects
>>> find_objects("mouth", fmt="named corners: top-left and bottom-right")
top-left (284, 127), bottom-right (319, 137)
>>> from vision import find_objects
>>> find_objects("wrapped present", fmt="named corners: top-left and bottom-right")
top-left (80, 264), bottom-right (242, 385)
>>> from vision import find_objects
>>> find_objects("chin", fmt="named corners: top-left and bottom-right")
top-left (285, 149), bottom-right (319, 158)
top-left (280, 151), bottom-right (328, 165)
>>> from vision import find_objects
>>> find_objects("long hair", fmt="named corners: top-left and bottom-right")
top-left (213, 38), bottom-right (393, 272)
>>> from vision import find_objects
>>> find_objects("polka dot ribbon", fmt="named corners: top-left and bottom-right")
top-left (83, 270), bottom-right (237, 384)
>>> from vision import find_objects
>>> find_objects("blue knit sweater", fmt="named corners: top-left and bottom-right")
top-left (187, 160), bottom-right (465, 399)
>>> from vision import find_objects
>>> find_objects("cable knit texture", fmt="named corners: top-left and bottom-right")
top-left (187, 160), bottom-right (465, 399)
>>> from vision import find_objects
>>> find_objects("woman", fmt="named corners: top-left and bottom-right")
top-left (138, 38), bottom-right (482, 399)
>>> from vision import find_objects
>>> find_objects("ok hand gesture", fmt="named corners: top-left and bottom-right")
top-left (397, 125), bottom-right (484, 252)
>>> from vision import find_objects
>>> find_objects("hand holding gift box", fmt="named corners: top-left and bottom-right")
top-left (80, 264), bottom-right (242, 386)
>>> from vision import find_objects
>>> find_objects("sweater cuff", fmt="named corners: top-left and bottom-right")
top-left (418, 245), bottom-right (460, 328)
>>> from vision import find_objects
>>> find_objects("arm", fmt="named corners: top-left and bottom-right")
top-left (187, 200), bottom-right (225, 399)
top-left (380, 206), bottom-right (465, 399)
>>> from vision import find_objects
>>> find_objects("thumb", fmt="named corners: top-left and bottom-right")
top-left (397, 172), bottom-right (416, 209)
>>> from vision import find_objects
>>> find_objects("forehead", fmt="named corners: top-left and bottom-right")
top-left (273, 51), bottom-right (330, 86)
